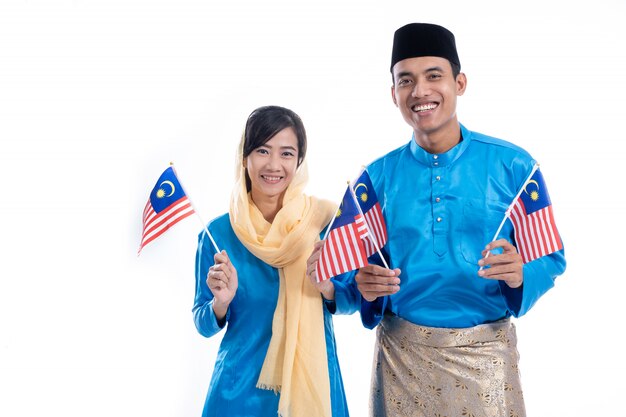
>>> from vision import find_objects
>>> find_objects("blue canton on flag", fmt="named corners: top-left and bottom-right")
top-left (517, 169), bottom-right (552, 213)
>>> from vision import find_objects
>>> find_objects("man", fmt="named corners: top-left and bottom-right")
top-left (309, 23), bottom-right (566, 417)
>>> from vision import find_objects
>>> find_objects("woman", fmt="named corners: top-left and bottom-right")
top-left (193, 106), bottom-right (358, 417)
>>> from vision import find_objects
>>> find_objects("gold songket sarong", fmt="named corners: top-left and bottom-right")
top-left (370, 314), bottom-right (526, 417)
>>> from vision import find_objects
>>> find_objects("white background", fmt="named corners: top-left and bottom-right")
top-left (1, 1), bottom-right (625, 416)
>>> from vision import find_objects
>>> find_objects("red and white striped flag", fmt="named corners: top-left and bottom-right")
top-left (315, 186), bottom-right (369, 282)
top-left (138, 166), bottom-right (195, 254)
top-left (352, 169), bottom-right (387, 256)
top-left (508, 166), bottom-right (562, 263)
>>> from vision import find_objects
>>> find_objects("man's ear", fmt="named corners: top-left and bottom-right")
top-left (391, 85), bottom-right (398, 107)
top-left (456, 72), bottom-right (467, 96)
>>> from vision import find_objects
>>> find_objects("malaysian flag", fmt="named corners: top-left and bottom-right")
top-left (352, 169), bottom-right (387, 257)
top-left (508, 167), bottom-right (563, 263)
top-left (315, 186), bottom-right (369, 282)
top-left (138, 166), bottom-right (195, 255)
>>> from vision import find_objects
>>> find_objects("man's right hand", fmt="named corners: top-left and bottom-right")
top-left (355, 264), bottom-right (401, 302)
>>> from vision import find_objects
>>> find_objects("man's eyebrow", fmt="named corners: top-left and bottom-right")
top-left (395, 71), bottom-right (413, 79)
top-left (395, 66), bottom-right (445, 79)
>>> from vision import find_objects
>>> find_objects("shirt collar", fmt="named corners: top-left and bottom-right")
top-left (409, 123), bottom-right (472, 167)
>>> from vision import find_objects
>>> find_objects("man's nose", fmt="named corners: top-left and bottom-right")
top-left (411, 80), bottom-right (430, 98)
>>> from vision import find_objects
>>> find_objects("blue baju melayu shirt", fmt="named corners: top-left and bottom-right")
top-left (193, 214), bottom-right (359, 417)
top-left (349, 124), bottom-right (566, 329)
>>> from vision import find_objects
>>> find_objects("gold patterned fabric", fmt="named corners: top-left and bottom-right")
top-left (370, 314), bottom-right (526, 417)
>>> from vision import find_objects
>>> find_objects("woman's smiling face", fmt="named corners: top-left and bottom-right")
top-left (245, 126), bottom-right (299, 203)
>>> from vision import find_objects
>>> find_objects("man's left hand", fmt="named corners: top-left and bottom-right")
top-left (477, 239), bottom-right (523, 288)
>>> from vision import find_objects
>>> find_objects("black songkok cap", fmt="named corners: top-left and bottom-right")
top-left (390, 23), bottom-right (460, 72)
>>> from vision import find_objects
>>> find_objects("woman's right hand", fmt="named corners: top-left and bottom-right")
top-left (207, 250), bottom-right (238, 321)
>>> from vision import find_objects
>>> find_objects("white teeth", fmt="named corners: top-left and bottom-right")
top-left (413, 103), bottom-right (437, 112)
top-left (263, 176), bottom-right (281, 181)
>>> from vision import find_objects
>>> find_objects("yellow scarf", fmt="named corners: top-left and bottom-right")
top-left (229, 142), bottom-right (335, 417)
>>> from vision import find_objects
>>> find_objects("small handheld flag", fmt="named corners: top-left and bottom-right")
top-left (483, 164), bottom-right (562, 265)
top-left (315, 186), bottom-right (369, 282)
top-left (138, 166), bottom-right (195, 254)
top-left (509, 166), bottom-right (563, 263)
top-left (352, 169), bottom-right (388, 257)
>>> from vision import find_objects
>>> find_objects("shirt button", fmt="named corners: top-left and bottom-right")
top-left (435, 197), bottom-right (441, 203)
top-left (436, 217), bottom-right (442, 222)
top-left (434, 162), bottom-right (439, 166)
top-left (436, 176), bottom-right (441, 181)
top-left (433, 155), bottom-right (439, 160)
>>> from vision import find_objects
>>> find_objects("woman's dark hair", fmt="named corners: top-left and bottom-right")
top-left (242, 106), bottom-right (307, 191)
